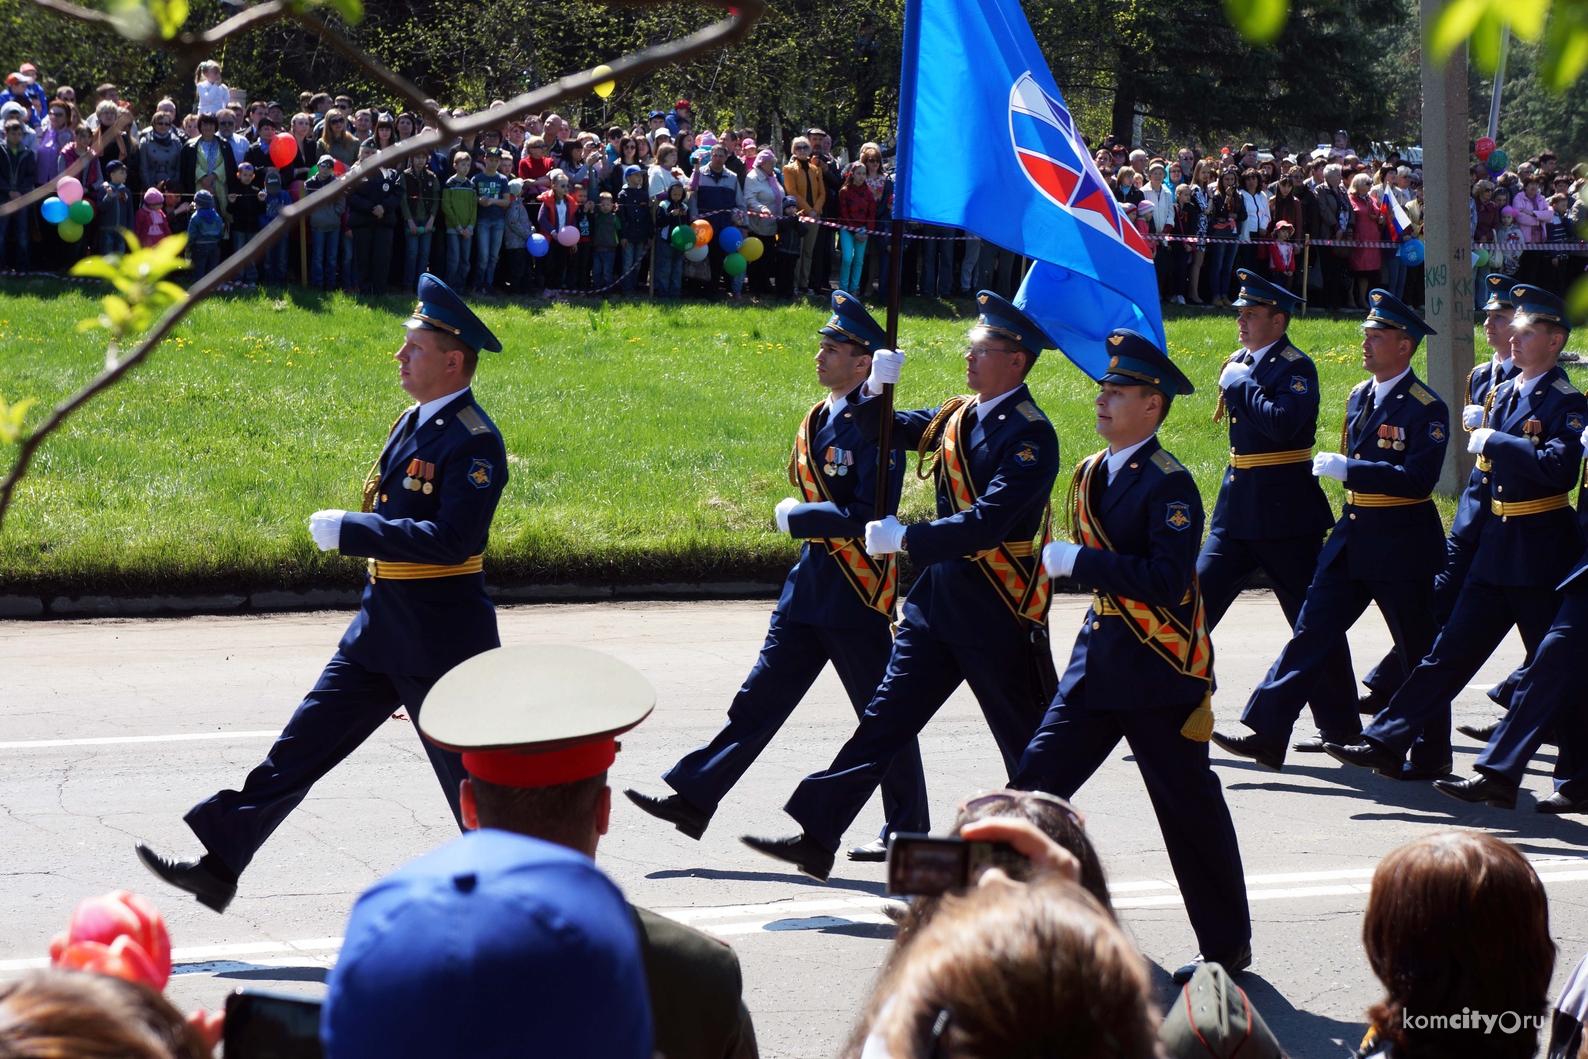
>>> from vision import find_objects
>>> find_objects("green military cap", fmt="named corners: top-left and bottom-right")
top-left (1159, 962), bottom-right (1282, 1059)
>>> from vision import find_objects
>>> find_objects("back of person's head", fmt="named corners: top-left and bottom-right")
top-left (0, 970), bottom-right (210, 1059)
top-left (1363, 832), bottom-right (1553, 1059)
top-left (858, 880), bottom-right (1157, 1059)
top-left (468, 772), bottom-right (606, 852)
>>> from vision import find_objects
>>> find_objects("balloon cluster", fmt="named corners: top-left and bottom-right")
top-left (1475, 136), bottom-right (1508, 176)
top-left (40, 176), bottom-right (92, 243)
top-left (661, 220), bottom-right (765, 275)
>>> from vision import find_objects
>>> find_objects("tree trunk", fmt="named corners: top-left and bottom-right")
top-left (1110, 58), bottom-right (1136, 146)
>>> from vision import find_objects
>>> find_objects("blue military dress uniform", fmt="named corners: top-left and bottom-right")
top-left (654, 293), bottom-right (929, 842)
top-left (1237, 292), bottom-right (1450, 772)
top-left (775, 293), bottom-right (1061, 858)
top-left (1341, 286), bottom-right (1587, 775)
top-left (1014, 331), bottom-right (1250, 971)
top-left (1198, 270), bottom-right (1357, 745)
top-left (1360, 274), bottom-right (1521, 701)
top-left (184, 276), bottom-right (509, 882)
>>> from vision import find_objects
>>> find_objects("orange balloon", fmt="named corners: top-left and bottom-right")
top-left (692, 219), bottom-right (713, 247)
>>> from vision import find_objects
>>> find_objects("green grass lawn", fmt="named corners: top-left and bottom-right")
top-left (2, 279), bottom-right (1582, 596)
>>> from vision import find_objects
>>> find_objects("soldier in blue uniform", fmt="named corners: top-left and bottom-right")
top-left (1356, 273), bottom-right (1521, 721)
top-left (624, 291), bottom-right (928, 862)
top-left (1218, 291), bottom-right (1449, 776)
top-left (1014, 330), bottom-right (1251, 985)
top-left (740, 292), bottom-right (1060, 882)
top-left (135, 275), bottom-right (509, 913)
top-left (1198, 270), bottom-right (1357, 760)
top-left (1328, 285), bottom-right (1586, 779)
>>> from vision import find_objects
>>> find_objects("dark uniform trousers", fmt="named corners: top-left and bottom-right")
top-left (1359, 536), bottom-right (1472, 697)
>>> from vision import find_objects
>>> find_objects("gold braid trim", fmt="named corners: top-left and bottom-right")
top-left (916, 395), bottom-right (974, 480)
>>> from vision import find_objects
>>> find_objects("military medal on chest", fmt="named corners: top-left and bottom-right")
top-left (403, 459), bottom-right (436, 492)
top-left (823, 446), bottom-right (854, 477)
top-left (1524, 418), bottom-right (1543, 447)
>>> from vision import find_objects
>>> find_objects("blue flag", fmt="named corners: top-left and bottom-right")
top-left (894, 0), bottom-right (1166, 378)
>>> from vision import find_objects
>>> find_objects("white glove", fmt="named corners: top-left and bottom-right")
top-left (864, 515), bottom-right (906, 555)
top-left (865, 349), bottom-right (905, 396)
top-left (774, 497), bottom-right (799, 534)
top-left (309, 509), bottom-right (346, 552)
top-left (1462, 404), bottom-right (1486, 429)
top-left (1581, 425), bottom-right (1588, 451)
top-left (1218, 359), bottom-right (1253, 389)
top-left (1312, 452), bottom-right (1348, 481)
top-left (1468, 427), bottom-right (1494, 455)
top-left (1042, 541), bottom-right (1082, 580)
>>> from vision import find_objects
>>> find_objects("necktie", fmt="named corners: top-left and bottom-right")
top-left (1351, 386), bottom-right (1375, 444)
top-left (397, 407), bottom-right (419, 444)
top-left (964, 405), bottom-right (980, 434)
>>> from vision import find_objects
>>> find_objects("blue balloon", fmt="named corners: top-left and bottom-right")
top-left (718, 226), bottom-right (744, 252)
top-left (41, 196), bottom-right (68, 224)
top-left (529, 232), bottom-right (550, 258)
top-left (1398, 238), bottom-right (1425, 266)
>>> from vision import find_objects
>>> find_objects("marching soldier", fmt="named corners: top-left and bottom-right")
top-left (136, 275), bottom-right (508, 912)
top-left (1332, 285), bottom-right (1586, 780)
top-left (1199, 269), bottom-right (1358, 759)
top-left (625, 291), bottom-right (929, 862)
top-left (1356, 273), bottom-right (1520, 719)
top-left (1015, 329), bottom-right (1251, 985)
top-left (1216, 291), bottom-right (1449, 776)
top-left (741, 292), bottom-right (1060, 882)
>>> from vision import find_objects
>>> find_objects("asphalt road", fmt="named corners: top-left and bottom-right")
top-left (2, 594), bottom-right (1579, 1059)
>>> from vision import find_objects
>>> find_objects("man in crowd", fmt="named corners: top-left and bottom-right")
top-left (1016, 329), bottom-right (1251, 985)
top-left (692, 143), bottom-right (746, 297)
top-left (627, 292), bottom-right (927, 861)
top-left (1329, 284), bottom-right (1586, 779)
top-left (1201, 270), bottom-right (1358, 770)
top-left (810, 128), bottom-right (842, 292)
top-left (135, 276), bottom-right (509, 912)
top-left (1228, 291), bottom-right (1450, 776)
top-left (742, 293), bottom-right (1059, 881)
top-left (0, 117), bottom-right (35, 271)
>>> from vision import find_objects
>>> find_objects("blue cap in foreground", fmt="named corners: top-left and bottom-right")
top-left (975, 289), bottom-right (1056, 359)
top-left (818, 290), bottom-right (887, 352)
top-left (1363, 289), bottom-right (1436, 343)
top-left (1511, 283), bottom-right (1571, 331)
top-left (1099, 329), bottom-right (1195, 396)
top-left (1231, 268), bottom-right (1303, 316)
top-left (407, 274), bottom-right (503, 353)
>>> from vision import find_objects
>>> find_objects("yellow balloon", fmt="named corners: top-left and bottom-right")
top-left (739, 236), bottom-right (764, 262)
top-left (591, 65), bottom-right (615, 99)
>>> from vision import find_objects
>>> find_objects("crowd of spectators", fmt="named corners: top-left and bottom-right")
top-left (1, 63), bottom-right (1585, 313)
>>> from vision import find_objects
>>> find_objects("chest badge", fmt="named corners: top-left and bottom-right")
top-left (1166, 501), bottom-right (1192, 531)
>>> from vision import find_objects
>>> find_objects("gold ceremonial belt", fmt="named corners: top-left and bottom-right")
top-left (967, 541), bottom-right (1035, 559)
top-left (1491, 494), bottom-right (1571, 517)
top-left (1093, 590), bottom-right (1194, 614)
top-left (1344, 491), bottom-right (1431, 508)
top-left (1228, 448), bottom-right (1312, 469)
top-left (368, 554), bottom-right (485, 581)
top-left (1475, 456), bottom-right (1493, 472)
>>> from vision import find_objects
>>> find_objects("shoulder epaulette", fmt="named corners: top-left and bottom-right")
top-left (1408, 383), bottom-right (1435, 406)
top-left (1352, 380), bottom-right (1370, 393)
top-left (1278, 345), bottom-right (1303, 361)
top-left (1149, 449), bottom-right (1187, 475)
top-left (1014, 400), bottom-right (1047, 423)
top-left (1553, 376), bottom-right (1580, 396)
top-left (455, 406), bottom-right (491, 435)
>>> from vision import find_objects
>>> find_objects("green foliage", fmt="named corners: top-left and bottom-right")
top-left (1433, 0), bottom-right (1588, 95)
top-left (1224, 0), bottom-right (1290, 44)
top-left (0, 392), bottom-right (34, 445)
top-left (70, 232), bottom-right (189, 346)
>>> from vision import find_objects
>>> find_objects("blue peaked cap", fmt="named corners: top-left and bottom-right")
top-left (818, 290), bottom-right (887, 352)
top-left (1231, 268), bottom-right (1303, 316)
top-left (322, 829), bottom-right (653, 1059)
top-left (1480, 273), bottom-right (1516, 312)
top-left (1363, 289), bottom-right (1436, 343)
top-left (1099, 328), bottom-right (1195, 396)
top-left (975, 290), bottom-right (1056, 358)
top-left (1512, 283), bottom-right (1571, 332)
top-left (407, 274), bottom-right (503, 353)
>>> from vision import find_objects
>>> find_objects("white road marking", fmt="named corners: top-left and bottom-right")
top-left (0, 731), bottom-right (280, 751)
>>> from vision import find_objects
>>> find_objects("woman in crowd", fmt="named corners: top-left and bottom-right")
top-left (743, 147), bottom-right (783, 294)
top-left (836, 161), bottom-right (875, 295)
top-left (1205, 168), bottom-right (1241, 305)
top-left (649, 143), bottom-right (681, 200)
top-left (317, 108), bottom-right (360, 169)
top-left (137, 110), bottom-right (185, 198)
top-left (859, 143), bottom-right (893, 295)
top-left (368, 114), bottom-right (397, 156)
top-left (0, 971), bottom-right (213, 1059)
top-left (1512, 175), bottom-right (1551, 284)
top-left (1235, 166), bottom-right (1269, 272)
top-left (1346, 171), bottom-right (1384, 310)
top-left (1184, 158), bottom-right (1214, 304)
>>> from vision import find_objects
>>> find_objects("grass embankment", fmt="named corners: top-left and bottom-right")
top-left (0, 280), bottom-right (1579, 597)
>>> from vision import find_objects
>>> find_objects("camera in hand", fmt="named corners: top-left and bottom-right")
top-left (885, 832), bottom-right (1029, 896)
top-left (224, 989), bottom-right (324, 1059)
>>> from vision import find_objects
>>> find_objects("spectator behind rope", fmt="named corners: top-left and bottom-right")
top-left (0, 971), bottom-right (212, 1059)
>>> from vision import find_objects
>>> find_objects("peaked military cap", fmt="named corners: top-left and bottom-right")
top-left (407, 273), bottom-right (503, 354)
top-left (818, 289), bottom-right (888, 352)
top-left (418, 644), bottom-right (655, 788)
top-left (1363, 288), bottom-right (1436, 343)
top-left (977, 290), bottom-right (1056, 359)
top-left (1511, 283), bottom-right (1571, 332)
top-left (1100, 329), bottom-right (1195, 396)
top-left (1480, 273), bottom-right (1517, 312)
top-left (1158, 963), bottom-right (1282, 1059)
top-left (1230, 268), bottom-right (1302, 316)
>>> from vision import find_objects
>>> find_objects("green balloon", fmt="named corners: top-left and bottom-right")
top-left (670, 225), bottom-right (694, 251)
top-left (67, 199), bottom-right (95, 225)
top-left (722, 251), bottom-right (747, 277)
top-left (57, 219), bottom-right (84, 243)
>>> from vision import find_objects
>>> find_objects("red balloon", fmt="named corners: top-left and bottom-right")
top-left (1475, 137), bottom-right (1496, 161)
top-left (333, 160), bottom-right (347, 177)
top-left (269, 133), bottom-right (297, 170)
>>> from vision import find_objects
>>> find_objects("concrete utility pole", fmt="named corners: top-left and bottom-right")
top-left (1420, 0), bottom-right (1475, 495)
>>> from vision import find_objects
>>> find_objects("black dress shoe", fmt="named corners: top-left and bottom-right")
top-left (1322, 740), bottom-right (1404, 777)
top-left (1210, 730), bottom-right (1285, 772)
top-left (1358, 690), bottom-right (1388, 716)
top-left (848, 837), bottom-right (887, 862)
top-left (741, 833), bottom-right (835, 882)
top-left (1433, 773), bottom-right (1518, 809)
top-left (1171, 942), bottom-right (1252, 985)
top-left (1398, 759), bottom-right (1452, 781)
top-left (1292, 736), bottom-right (1325, 753)
top-left (623, 789), bottom-right (710, 840)
top-left (1536, 792), bottom-right (1588, 815)
top-left (135, 844), bottom-right (237, 913)
top-left (1456, 719), bottom-right (1501, 741)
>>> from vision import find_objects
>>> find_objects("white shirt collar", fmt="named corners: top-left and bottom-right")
top-left (1240, 338), bottom-right (1282, 369)
top-left (1373, 366), bottom-right (1411, 407)
top-left (974, 385), bottom-right (1022, 419)
top-left (826, 387), bottom-right (869, 419)
top-left (415, 386), bottom-right (472, 427)
top-left (1106, 436), bottom-right (1155, 484)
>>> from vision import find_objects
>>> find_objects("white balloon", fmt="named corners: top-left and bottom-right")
top-left (684, 243), bottom-right (710, 262)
